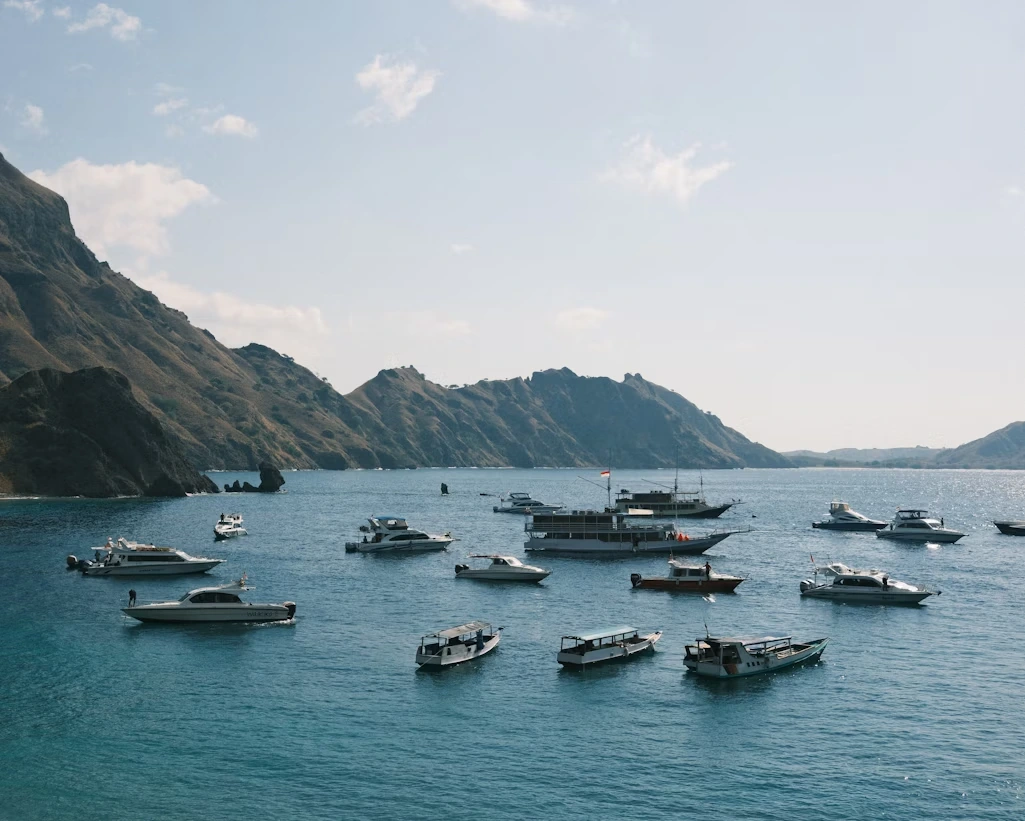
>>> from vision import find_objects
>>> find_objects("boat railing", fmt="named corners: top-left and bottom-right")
top-left (526, 521), bottom-right (670, 535)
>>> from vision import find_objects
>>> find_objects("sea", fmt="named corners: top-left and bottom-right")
top-left (2, 468), bottom-right (1024, 820)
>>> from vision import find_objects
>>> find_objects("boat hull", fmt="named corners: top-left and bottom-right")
top-left (684, 639), bottom-right (828, 678)
top-left (82, 560), bottom-right (223, 576)
top-left (494, 506), bottom-right (562, 515)
top-left (812, 521), bottom-right (886, 532)
top-left (416, 633), bottom-right (500, 667)
top-left (122, 603), bottom-right (295, 623)
top-left (995, 521), bottom-right (1025, 536)
top-left (876, 530), bottom-right (964, 543)
top-left (455, 569), bottom-right (550, 582)
top-left (557, 631), bottom-right (662, 667)
top-left (525, 532), bottom-right (731, 557)
top-left (800, 586), bottom-right (932, 605)
top-left (630, 575), bottom-right (742, 593)
top-left (615, 503), bottom-right (732, 519)
top-left (214, 528), bottom-right (247, 540)
top-left (353, 539), bottom-right (453, 554)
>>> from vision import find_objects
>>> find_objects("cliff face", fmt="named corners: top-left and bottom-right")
top-left (933, 423), bottom-right (1025, 469)
top-left (0, 367), bottom-right (218, 497)
top-left (0, 151), bottom-right (788, 470)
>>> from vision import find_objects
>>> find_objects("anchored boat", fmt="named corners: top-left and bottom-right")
top-left (493, 492), bottom-right (563, 515)
top-left (122, 578), bottom-right (295, 624)
top-left (812, 501), bottom-right (886, 531)
top-left (415, 621), bottom-right (502, 668)
top-left (557, 626), bottom-right (662, 668)
top-left (455, 554), bottom-right (551, 582)
top-left (345, 516), bottom-right (453, 553)
top-left (683, 635), bottom-right (828, 678)
top-left (68, 537), bottom-right (224, 576)
top-left (630, 559), bottom-right (744, 592)
top-left (876, 510), bottom-right (965, 543)
top-left (799, 562), bottom-right (937, 605)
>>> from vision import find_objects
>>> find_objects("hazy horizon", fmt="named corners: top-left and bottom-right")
top-left (3, 1), bottom-right (1023, 452)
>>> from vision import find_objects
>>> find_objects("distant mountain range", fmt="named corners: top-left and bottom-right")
top-left (0, 151), bottom-right (788, 475)
top-left (783, 446), bottom-right (947, 467)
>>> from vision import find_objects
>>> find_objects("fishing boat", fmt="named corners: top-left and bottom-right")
top-left (994, 520), bottom-right (1025, 536)
top-left (415, 621), bottom-right (502, 668)
top-left (876, 510), bottom-right (965, 543)
top-left (614, 472), bottom-right (735, 519)
top-left (122, 578), bottom-right (296, 623)
top-left (68, 537), bottom-right (224, 576)
top-left (799, 562), bottom-right (937, 604)
top-left (214, 513), bottom-right (247, 540)
top-left (812, 501), bottom-right (886, 531)
top-left (557, 626), bottom-right (662, 668)
top-left (493, 492), bottom-right (563, 515)
top-left (683, 634), bottom-right (828, 678)
top-left (525, 510), bottom-right (736, 556)
top-left (345, 516), bottom-right (453, 553)
top-left (630, 559), bottom-right (744, 592)
top-left (454, 555), bottom-right (551, 582)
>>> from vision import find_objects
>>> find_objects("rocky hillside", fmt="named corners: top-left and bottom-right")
top-left (0, 151), bottom-right (788, 470)
top-left (0, 367), bottom-right (217, 497)
top-left (932, 423), bottom-right (1025, 469)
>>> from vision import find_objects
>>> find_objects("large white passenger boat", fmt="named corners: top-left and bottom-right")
top-left (415, 621), bottom-right (502, 668)
top-left (876, 510), bottom-right (965, 543)
top-left (683, 635), bottom-right (828, 678)
top-left (345, 516), bottom-right (453, 553)
top-left (122, 578), bottom-right (296, 623)
top-left (493, 492), bottom-right (563, 515)
top-left (524, 510), bottom-right (735, 556)
top-left (557, 626), bottom-right (662, 668)
top-left (69, 538), bottom-right (224, 576)
top-left (799, 562), bottom-right (937, 605)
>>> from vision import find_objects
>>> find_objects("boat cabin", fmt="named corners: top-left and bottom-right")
top-left (668, 563), bottom-right (712, 580)
top-left (184, 590), bottom-right (244, 604)
top-left (469, 554), bottom-right (526, 567)
top-left (527, 510), bottom-right (670, 544)
top-left (830, 574), bottom-right (888, 589)
top-left (685, 636), bottom-right (794, 665)
top-left (418, 621), bottom-right (495, 656)
top-left (559, 626), bottom-right (640, 655)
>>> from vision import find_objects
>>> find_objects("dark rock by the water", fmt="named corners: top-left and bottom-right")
top-left (223, 463), bottom-right (285, 493)
top-left (0, 367), bottom-right (219, 498)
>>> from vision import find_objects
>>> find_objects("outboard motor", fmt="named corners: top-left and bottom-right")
top-left (455, 564), bottom-right (469, 575)
top-left (799, 579), bottom-right (813, 593)
top-left (285, 602), bottom-right (297, 619)
top-left (66, 555), bottom-right (78, 570)
top-left (630, 573), bottom-right (642, 588)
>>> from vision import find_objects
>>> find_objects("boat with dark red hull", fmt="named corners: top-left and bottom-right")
top-left (631, 559), bottom-right (744, 593)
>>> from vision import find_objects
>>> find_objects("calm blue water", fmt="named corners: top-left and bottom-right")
top-left (2, 468), bottom-right (1024, 820)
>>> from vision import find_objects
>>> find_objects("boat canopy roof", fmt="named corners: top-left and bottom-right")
top-left (468, 554), bottom-right (521, 562)
top-left (185, 578), bottom-right (251, 597)
top-left (373, 514), bottom-right (407, 522)
top-left (563, 626), bottom-right (637, 642)
top-left (424, 620), bottom-right (492, 640)
top-left (705, 635), bottom-right (791, 647)
top-left (896, 509), bottom-right (931, 518)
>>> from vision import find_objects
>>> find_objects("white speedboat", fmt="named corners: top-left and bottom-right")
top-left (122, 578), bottom-right (295, 623)
top-left (415, 621), bottom-right (502, 668)
top-left (455, 555), bottom-right (551, 582)
top-left (876, 509), bottom-right (965, 543)
top-left (683, 635), bottom-right (828, 678)
top-left (557, 626), bottom-right (662, 668)
top-left (493, 492), bottom-right (563, 515)
top-left (68, 537), bottom-right (224, 576)
top-left (214, 514), bottom-right (247, 540)
top-left (812, 501), bottom-right (886, 531)
top-left (994, 520), bottom-right (1025, 536)
top-left (344, 516), bottom-right (453, 553)
top-left (800, 562), bottom-right (937, 605)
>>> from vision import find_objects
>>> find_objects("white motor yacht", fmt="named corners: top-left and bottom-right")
top-left (557, 626), bottom-right (662, 668)
top-left (454, 555), bottom-right (551, 582)
top-left (345, 516), bottom-right (453, 553)
top-left (493, 492), bottom-right (563, 515)
top-left (214, 513), bottom-right (248, 540)
top-left (812, 501), bottom-right (887, 532)
top-left (122, 578), bottom-right (296, 623)
top-left (876, 510), bottom-right (965, 543)
top-left (68, 537), bottom-right (224, 576)
top-left (683, 635), bottom-right (828, 678)
top-left (800, 562), bottom-right (937, 604)
top-left (415, 621), bottom-right (502, 668)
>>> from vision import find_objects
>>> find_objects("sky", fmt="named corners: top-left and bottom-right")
top-left (2, 0), bottom-right (1025, 453)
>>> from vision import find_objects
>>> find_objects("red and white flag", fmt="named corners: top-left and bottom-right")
top-left (600, 470), bottom-right (610, 477)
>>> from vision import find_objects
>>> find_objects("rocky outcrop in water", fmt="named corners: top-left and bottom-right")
top-left (223, 462), bottom-right (286, 492)
top-left (0, 367), bottom-right (218, 497)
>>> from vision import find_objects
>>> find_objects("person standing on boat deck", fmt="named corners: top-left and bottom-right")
top-left (941, 518), bottom-right (945, 528)
top-left (705, 562), bottom-right (712, 579)
top-left (883, 577), bottom-right (889, 589)
top-left (128, 589), bottom-right (136, 606)
top-left (476, 629), bottom-right (485, 651)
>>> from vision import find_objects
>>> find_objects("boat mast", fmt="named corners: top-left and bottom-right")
top-left (606, 448), bottom-right (612, 510)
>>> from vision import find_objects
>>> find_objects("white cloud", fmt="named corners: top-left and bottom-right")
top-left (152, 97), bottom-right (188, 116)
top-left (28, 159), bottom-right (214, 258)
top-left (354, 55), bottom-right (439, 125)
top-left (454, 0), bottom-right (572, 24)
top-left (599, 135), bottom-right (733, 206)
top-left (555, 306), bottom-right (608, 331)
top-left (450, 243), bottom-right (473, 255)
top-left (67, 3), bottom-right (142, 41)
top-left (202, 114), bottom-right (259, 138)
top-left (20, 103), bottom-right (47, 135)
top-left (4, 0), bottom-right (43, 22)
top-left (53, 5), bottom-right (71, 18)
top-left (133, 271), bottom-right (329, 356)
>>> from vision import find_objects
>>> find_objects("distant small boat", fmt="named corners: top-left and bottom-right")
top-left (415, 621), bottom-right (502, 668)
top-left (493, 492), bottom-right (563, 515)
top-left (994, 520), bottom-right (1025, 536)
top-left (630, 559), bottom-right (744, 593)
top-left (812, 501), bottom-right (886, 531)
top-left (214, 513), bottom-right (247, 540)
top-left (683, 634), bottom-right (828, 678)
top-left (455, 554), bottom-right (551, 582)
top-left (557, 626), bottom-right (662, 668)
